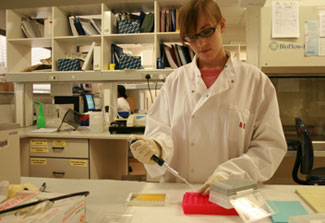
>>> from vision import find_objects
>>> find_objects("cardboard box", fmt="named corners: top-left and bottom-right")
top-left (0, 76), bottom-right (14, 92)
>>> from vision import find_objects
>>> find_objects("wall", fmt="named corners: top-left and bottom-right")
top-left (0, 93), bottom-right (15, 123)
top-left (0, 9), bottom-right (5, 30)
top-left (261, 0), bottom-right (325, 68)
top-left (223, 25), bottom-right (246, 44)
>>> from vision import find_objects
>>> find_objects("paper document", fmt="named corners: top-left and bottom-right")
top-left (272, 1), bottom-right (299, 38)
top-left (320, 10), bottom-right (325, 37)
top-left (320, 38), bottom-right (325, 56)
top-left (30, 128), bottom-right (58, 133)
top-left (304, 20), bottom-right (319, 56)
top-left (296, 188), bottom-right (325, 213)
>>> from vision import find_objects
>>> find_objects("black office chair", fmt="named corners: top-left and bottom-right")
top-left (292, 118), bottom-right (325, 185)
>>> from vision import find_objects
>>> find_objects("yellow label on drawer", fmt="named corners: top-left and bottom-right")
top-left (52, 140), bottom-right (66, 147)
top-left (30, 139), bottom-right (48, 146)
top-left (70, 160), bottom-right (88, 167)
top-left (30, 158), bottom-right (47, 165)
top-left (30, 146), bottom-right (49, 153)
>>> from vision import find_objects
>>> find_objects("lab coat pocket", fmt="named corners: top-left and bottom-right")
top-left (226, 105), bottom-right (251, 158)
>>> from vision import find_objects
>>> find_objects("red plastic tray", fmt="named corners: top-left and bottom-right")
top-left (182, 192), bottom-right (238, 215)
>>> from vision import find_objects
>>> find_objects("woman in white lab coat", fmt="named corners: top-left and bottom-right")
top-left (130, 0), bottom-right (287, 194)
top-left (117, 85), bottom-right (130, 112)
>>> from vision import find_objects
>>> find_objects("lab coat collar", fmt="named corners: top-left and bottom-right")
top-left (191, 51), bottom-right (237, 95)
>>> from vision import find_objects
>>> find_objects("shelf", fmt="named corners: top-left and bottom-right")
top-left (6, 69), bottom-right (173, 83)
top-left (55, 4), bottom-right (101, 15)
top-left (54, 36), bottom-right (101, 44)
top-left (262, 66), bottom-right (325, 77)
top-left (10, 7), bottom-right (52, 18)
top-left (104, 33), bottom-right (155, 44)
top-left (156, 32), bottom-right (180, 42)
top-left (7, 38), bottom-right (52, 48)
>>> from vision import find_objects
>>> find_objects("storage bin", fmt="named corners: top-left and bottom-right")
top-left (119, 55), bottom-right (142, 69)
top-left (118, 19), bottom-right (140, 33)
top-left (58, 58), bottom-right (83, 71)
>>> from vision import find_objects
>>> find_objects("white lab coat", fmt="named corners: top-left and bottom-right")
top-left (144, 53), bottom-right (287, 183)
top-left (117, 97), bottom-right (130, 112)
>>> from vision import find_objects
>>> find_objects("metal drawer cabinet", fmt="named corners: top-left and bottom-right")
top-left (30, 157), bottom-right (89, 179)
top-left (29, 138), bottom-right (88, 158)
top-left (29, 138), bottom-right (89, 179)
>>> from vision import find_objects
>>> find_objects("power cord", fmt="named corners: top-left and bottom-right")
top-left (155, 81), bottom-right (158, 97)
top-left (146, 74), bottom-right (154, 104)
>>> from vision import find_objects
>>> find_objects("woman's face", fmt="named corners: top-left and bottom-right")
top-left (187, 12), bottom-right (226, 68)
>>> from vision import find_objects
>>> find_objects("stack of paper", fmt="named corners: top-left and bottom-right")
top-left (295, 188), bottom-right (325, 213)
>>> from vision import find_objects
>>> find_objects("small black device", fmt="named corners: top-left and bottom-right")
top-left (54, 95), bottom-right (84, 113)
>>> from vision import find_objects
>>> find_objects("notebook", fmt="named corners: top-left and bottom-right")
top-left (295, 188), bottom-right (325, 213)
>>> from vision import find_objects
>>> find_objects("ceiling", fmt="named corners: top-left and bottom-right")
top-left (0, 0), bottom-right (246, 26)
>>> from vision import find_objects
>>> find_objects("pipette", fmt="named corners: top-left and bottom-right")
top-left (129, 139), bottom-right (195, 191)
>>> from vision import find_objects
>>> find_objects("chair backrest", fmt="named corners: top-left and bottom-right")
top-left (295, 118), bottom-right (314, 174)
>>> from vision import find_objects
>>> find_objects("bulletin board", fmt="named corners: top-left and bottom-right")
top-left (260, 1), bottom-right (325, 70)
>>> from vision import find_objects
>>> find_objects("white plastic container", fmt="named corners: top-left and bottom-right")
top-left (289, 213), bottom-right (325, 223)
top-left (209, 178), bottom-right (258, 209)
top-left (209, 178), bottom-right (277, 223)
top-left (89, 111), bottom-right (104, 133)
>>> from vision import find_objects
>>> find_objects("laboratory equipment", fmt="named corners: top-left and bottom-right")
top-left (126, 193), bottom-right (166, 206)
top-left (89, 111), bottom-right (104, 133)
top-left (85, 94), bottom-right (96, 111)
top-left (129, 139), bottom-right (195, 191)
top-left (182, 192), bottom-right (238, 215)
top-left (54, 95), bottom-right (84, 113)
top-left (0, 191), bottom-right (89, 215)
top-left (209, 178), bottom-right (276, 223)
top-left (57, 108), bottom-right (81, 131)
top-left (209, 178), bottom-right (257, 209)
top-left (289, 213), bottom-right (325, 223)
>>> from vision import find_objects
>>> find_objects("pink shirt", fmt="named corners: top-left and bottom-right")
top-left (200, 68), bottom-right (224, 88)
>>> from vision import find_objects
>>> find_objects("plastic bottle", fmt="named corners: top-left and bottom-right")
top-left (34, 101), bottom-right (46, 129)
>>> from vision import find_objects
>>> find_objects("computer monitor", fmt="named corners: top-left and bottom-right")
top-left (85, 94), bottom-right (95, 111)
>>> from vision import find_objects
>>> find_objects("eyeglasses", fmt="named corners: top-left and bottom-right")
top-left (184, 27), bottom-right (216, 43)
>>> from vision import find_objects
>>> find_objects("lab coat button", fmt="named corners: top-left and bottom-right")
top-left (231, 80), bottom-right (234, 83)
top-left (191, 169), bottom-right (195, 173)
top-left (192, 90), bottom-right (195, 93)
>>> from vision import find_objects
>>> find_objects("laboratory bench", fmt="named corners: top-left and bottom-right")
top-left (20, 176), bottom-right (322, 223)
top-left (12, 126), bottom-right (325, 184)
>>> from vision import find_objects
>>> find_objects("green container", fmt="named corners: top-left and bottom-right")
top-left (34, 101), bottom-right (46, 129)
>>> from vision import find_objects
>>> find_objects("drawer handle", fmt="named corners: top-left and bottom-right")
top-left (53, 171), bottom-right (65, 177)
top-left (0, 140), bottom-right (8, 148)
top-left (52, 147), bottom-right (64, 151)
